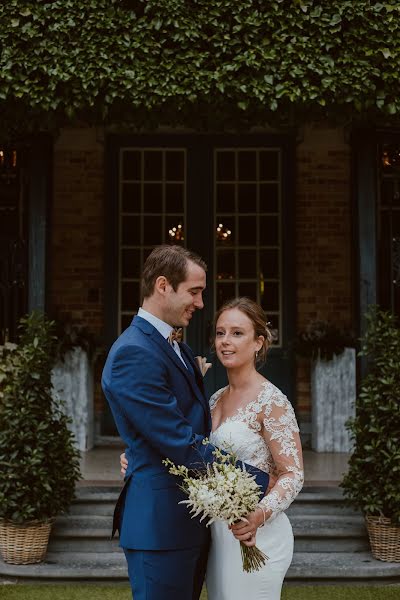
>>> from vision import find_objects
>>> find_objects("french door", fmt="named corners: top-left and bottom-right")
top-left (104, 134), bottom-right (295, 434)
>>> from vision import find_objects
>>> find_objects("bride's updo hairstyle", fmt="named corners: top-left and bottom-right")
top-left (214, 297), bottom-right (274, 367)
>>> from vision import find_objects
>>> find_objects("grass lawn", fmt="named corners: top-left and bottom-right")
top-left (0, 585), bottom-right (399, 599)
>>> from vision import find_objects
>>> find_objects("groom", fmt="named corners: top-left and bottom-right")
top-left (102, 245), bottom-right (268, 600)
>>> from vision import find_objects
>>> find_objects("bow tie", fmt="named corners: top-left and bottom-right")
top-left (167, 327), bottom-right (183, 345)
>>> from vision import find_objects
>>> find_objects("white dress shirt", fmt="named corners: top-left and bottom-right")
top-left (137, 307), bottom-right (188, 369)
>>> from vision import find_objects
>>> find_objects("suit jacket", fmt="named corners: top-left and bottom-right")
top-left (101, 315), bottom-right (268, 550)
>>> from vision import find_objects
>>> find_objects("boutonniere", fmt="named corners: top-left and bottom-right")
top-left (195, 356), bottom-right (212, 377)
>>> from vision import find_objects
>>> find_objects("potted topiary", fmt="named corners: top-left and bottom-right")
top-left (0, 312), bottom-right (81, 565)
top-left (293, 320), bottom-right (356, 452)
top-left (341, 306), bottom-right (400, 562)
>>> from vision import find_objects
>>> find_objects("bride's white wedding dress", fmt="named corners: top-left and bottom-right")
top-left (206, 380), bottom-right (304, 600)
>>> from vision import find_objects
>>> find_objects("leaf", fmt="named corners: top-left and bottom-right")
top-left (330, 14), bottom-right (342, 26)
top-left (380, 48), bottom-right (392, 58)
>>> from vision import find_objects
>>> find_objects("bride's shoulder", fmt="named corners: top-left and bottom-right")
top-left (258, 380), bottom-right (292, 411)
top-left (209, 386), bottom-right (227, 411)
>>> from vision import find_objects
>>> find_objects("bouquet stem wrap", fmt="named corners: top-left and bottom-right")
top-left (240, 541), bottom-right (268, 573)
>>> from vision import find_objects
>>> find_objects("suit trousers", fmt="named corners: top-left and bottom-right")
top-left (124, 539), bottom-right (210, 600)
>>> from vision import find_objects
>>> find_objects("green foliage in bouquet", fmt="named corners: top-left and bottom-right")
top-left (341, 306), bottom-right (400, 524)
top-left (293, 320), bottom-right (355, 361)
top-left (0, 312), bottom-right (81, 523)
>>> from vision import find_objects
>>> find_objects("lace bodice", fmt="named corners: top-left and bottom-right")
top-left (209, 380), bottom-right (304, 522)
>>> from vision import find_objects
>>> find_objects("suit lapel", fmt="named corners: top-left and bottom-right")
top-left (180, 344), bottom-right (204, 392)
top-left (180, 343), bottom-right (212, 430)
top-left (133, 317), bottom-right (210, 421)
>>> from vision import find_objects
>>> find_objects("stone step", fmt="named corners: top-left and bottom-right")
top-left (1, 551), bottom-right (400, 583)
top-left (292, 515), bottom-right (369, 552)
top-left (53, 515), bottom-right (113, 531)
top-left (287, 487), bottom-right (358, 516)
top-left (289, 552), bottom-right (400, 584)
top-left (49, 515), bottom-right (122, 553)
top-left (71, 485), bottom-right (357, 517)
top-left (69, 487), bottom-right (120, 517)
top-left (48, 514), bottom-right (369, 554)
top-left (48, 536), bottom-right (122, 554)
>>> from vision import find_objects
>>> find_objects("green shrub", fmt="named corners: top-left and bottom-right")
top-left (341, 306), bottom-right (400, 524)
top-left (0, 312), bottom-right (81, 523)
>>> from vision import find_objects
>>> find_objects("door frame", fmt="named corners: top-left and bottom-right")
top-left (103, 132), bottom-right (296, 433)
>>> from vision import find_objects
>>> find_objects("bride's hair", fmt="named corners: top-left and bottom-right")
top-left (214, 297), bottom-right (274, 367)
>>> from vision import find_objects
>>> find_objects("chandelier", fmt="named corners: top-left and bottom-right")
top-left (382, 145), bottom-right (400, 170)
top-left (0, 148), bottom-right (17, 184)
top-left (168, 222), bottom-right (233, 243)
top-left (216, 222), bottom-right (232, 242)
top-left (168, 222), bottom-right (184, 242)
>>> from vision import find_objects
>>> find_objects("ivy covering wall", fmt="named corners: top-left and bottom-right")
top-left (1, 0), bottom-right (400, 132)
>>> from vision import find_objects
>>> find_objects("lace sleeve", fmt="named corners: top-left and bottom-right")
top-left (259, 389), bottom-right (304, 521)
top-left (209, 386), bottom-right (227, 412)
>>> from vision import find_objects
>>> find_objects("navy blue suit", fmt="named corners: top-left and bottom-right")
top-left (101, 315), bottom-right (268, 599)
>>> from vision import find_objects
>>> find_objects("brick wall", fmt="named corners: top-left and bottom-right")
top-left (295, 124), bottom-right (353, 425)
top-left (49, 128), bottom-right (105, 427)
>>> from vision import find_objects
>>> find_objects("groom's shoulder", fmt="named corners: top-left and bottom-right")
top-left (110, 318), bottom-right (148, 354)
top-left (112, 318), bottom-right (151, 350)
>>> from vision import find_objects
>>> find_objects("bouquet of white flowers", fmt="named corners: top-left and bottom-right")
top-left (163, 442), bottom-right (268, 573)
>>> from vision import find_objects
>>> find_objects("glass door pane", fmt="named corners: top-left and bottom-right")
top-left (119, 148), bottom-right (186, 332)
top-left (214, 148), bottom-right (282, 346)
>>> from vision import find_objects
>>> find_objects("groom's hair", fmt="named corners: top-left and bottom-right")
top-left (141, 245), bottom-right (207, 299)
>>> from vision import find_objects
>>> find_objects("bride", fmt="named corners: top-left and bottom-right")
top-left (206, 297), bottom-right (304, 600)
top-left (120, 296), bottom-right (304, 599)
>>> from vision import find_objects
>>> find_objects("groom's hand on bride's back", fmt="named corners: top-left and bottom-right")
top-left (120, 452), bottom-right (128, 476)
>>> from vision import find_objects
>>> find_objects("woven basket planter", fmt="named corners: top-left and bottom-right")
top-left (366, 515), bottom-right (400, 563)
top-left (0, 518), bottom-right (53, 565)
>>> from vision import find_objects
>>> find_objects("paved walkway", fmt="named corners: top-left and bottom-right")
top-left (78, 447), bottom-right (349, 487)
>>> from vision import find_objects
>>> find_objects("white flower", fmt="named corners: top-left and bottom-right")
top-left (165, 449), bottom-right (261, 527)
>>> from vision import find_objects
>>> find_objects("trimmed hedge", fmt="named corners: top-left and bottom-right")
top-left (1, 0), bottom-right (400, 132)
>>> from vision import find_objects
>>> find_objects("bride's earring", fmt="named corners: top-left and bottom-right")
top-left (255, 350), bottom-right (259, 360)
